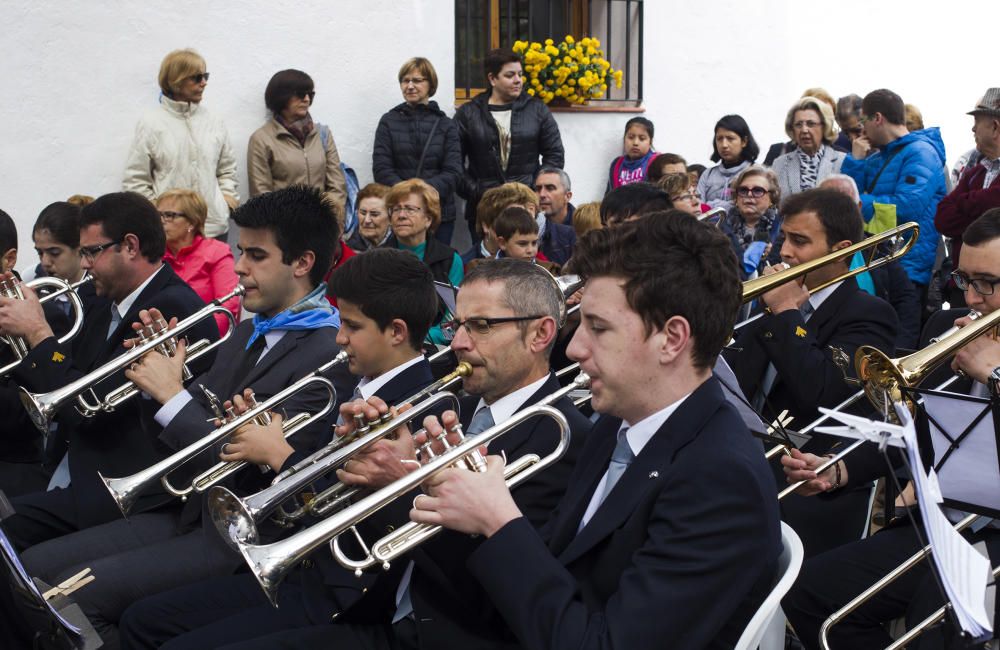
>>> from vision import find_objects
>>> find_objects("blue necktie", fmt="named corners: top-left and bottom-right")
top-left (467, 406), bottom-right (495, 436)
top-left (597, 428), bottom-right (634, 505)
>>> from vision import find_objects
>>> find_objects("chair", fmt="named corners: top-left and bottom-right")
top-left (734, 522), bottom-right (804, 650)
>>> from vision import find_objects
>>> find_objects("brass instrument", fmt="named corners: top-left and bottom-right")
top-left (19, 285), bottom-right (244, 432)
top-left (208, 364), bottom-right (471, 547)
top-left (233, 401), bottom-right (572, 605)
top-left (331, 371), bottom-right (590, 575)
top-left (100, 350), bottom-right (348, 517)
top-left (0, 275), bottom-right (90, 376)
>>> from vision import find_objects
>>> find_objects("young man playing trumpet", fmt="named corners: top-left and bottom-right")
top-left (782, 208), bottom-right (1000, 650)
top-left (119, 258), bottom-right (592, 649)
top-left (1, 186), bottom-right (354, 649)
top-left (408, 216), bottom-right (781, 649)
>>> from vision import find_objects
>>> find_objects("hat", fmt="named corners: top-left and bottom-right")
top-left (968, 88), bottom-right (1000, 117)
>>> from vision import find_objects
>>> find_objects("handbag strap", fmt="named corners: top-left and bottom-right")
top-left (865, 141), bottom-right (909, 194)
top-left (415, 117), bottom-right (442, 178)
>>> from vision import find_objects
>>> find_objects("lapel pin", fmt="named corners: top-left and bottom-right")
top-left (648, 471), bottom-right (659, 478)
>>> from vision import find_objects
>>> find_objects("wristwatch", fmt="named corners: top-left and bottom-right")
top-left (989, 366), bottom-right (1000, 397)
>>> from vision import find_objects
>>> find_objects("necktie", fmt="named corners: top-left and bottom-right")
top-left (393, 403), bottom-right (496, 623)
top-left (753, 301), bottom-right (814, 411)
top-left (106, 305), bottom-right (122, 340)
top-left (231, 334), bottom-right (268, 393)
top-left (597, 428), bottom-right (634, 506)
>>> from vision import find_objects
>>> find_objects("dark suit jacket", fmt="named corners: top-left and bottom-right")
top-left (465, 376), bottom-right (781, 650)
top-left (10, 264), bottom-right (218, 527)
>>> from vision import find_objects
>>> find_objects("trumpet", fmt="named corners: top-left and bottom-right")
top-left (235, 401), bottom-right (572, 606)
top-left (100, 350), bottom-right (348, 518)
top-left (0, 275), bottom-right (90, 377)
top-left (332, 370), bottom-right (590, 575)
top-left (18, 285), bottom-right (244, 433)
top-left (208, 364), bottom-right (471, 547)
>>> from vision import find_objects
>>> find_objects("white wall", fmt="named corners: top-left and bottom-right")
top-left (2, 0), bottom-right (998, 261)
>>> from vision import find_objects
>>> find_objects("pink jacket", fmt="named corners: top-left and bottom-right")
top-left (163, 235), bottom-right (241, 335)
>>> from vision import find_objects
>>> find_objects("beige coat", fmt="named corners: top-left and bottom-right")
top-left (247, 118), bottom-right (347, 216)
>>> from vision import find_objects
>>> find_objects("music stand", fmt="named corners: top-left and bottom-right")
top-left (0, 526), bottom-right (99, 649)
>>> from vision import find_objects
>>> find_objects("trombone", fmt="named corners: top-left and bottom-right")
top-left (332, 370), bottom-right (590, 575)
top-left (233, 401), bottom-right (572, 606)
top-left (18, 285), bottom-right (244, 432)
top-left (100, 350), bottom-right (349, 517)
top-left (0, 275), bottom-right (90, 376)
top-left (208, 363), bottom-right (471, 547)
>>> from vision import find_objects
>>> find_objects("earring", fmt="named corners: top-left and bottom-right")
top-left (187, 228), bottom-right (193, 233)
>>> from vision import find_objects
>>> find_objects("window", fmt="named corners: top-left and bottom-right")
top-left (455, 0), bottom-right (643, 106)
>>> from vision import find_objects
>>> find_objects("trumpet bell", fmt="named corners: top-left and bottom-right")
top-left (854, 345), bottom-right (912, 416)
top-left (208, 486), bottom-right (259, 546)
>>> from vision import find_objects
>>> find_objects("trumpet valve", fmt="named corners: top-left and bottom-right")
top-left (417, 439), bottom-right (437, 460)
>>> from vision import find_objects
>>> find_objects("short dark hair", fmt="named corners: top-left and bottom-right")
top-left (493, 206), bottom-right (538, 240)
top-left (233, 185), bottom-right (339, 286)
top-left (0, 209), bottom-right (16, 255)
top-left (328, 248), bottom-right (437, 350)
top-left (710, 114), bottom-right (760, 164)
top-left (484, 48), bottom-right (522, 84)
top-left (862, 89), bottom-right (905, 126)
top-left (646, 153), bottom-right (687, 183)
top-left (963, 208), bottom-right (1000, 246)
top-left (33, 202), bottom-right (82, 248)
top-left (81, 192), bottom-right (165, 262)
top-left (780, 188), bottom-right (864, 250)
top-left (624, 117), bottom-right (654, 140)
top-left (264, 69), bottom-right (314, 115)
top-left (572, 216), bottom-right (740, 369)
top-left (836, 94), bottom-right (863, 123)
top-left (599, 183), bottom-right (672, 225)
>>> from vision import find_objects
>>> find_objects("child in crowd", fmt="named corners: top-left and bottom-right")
top-left (571, 201), bottom-right (602, 238)
top-left (687, 163), bottom-right (706, 187)
top-left (697, 114), bottom-right (760, 209)
top-left (607, 117), bottom-right (657, 191)
top-left (491, 206), bottom-right (560, 274)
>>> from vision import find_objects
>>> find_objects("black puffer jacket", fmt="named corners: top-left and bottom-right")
top-left (373, 101), bottom-right (463, 223)
top-left (454, 91), bottom-right (565, 223)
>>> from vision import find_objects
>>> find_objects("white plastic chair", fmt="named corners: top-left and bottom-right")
top-left (734, 522), bottom-right (804, 650)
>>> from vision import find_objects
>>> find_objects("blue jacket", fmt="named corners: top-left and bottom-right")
top-left (841, 128), bottom-right (946, 285)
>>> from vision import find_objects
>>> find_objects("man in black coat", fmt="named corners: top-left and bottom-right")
top-left (455, 48), bottom-right (564, 244)
top-left (411, 217), bottom-right (781, 650)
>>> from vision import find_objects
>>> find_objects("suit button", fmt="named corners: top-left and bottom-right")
top-left (302, 559), bottom-right (314, 569)
top-left (331, 612), bottom-right (340, 620)
top-left (362, 587), bottom-right (368, 593)
top-left (764, 331), bottom-right (773, 339)
top-left (386, 525), bottom-right (395, 533)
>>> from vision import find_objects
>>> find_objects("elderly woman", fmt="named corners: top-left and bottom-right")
top-left (247, 69), bottom-right (347, 216)
top-left (373, 58), bottom-right (463, 246)
top-left (771, 96), bottom-right (844, 200)
top-left (719, 166), bottom-right (783, 279)
top-left (382, 179), bottom-right (463, 287)
top-left (123, 49), bottom-right (238, 241)
top-left (697, 114), bottom-right (760, 209)
top-left (156, 189), bottom-right (240, 335)
top-left (346, 183), bottom-right (391, 252)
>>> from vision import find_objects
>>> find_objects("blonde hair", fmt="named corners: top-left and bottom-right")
top-left (158, 49), bottom-right (206, 97)
top-left (572, 201), bottom-right (602, 238)
top-left (475, 183), bottom-right (539, 236)
top-left (385, 179), bottom-right (441, 231)
top-left (66, 194), bottom-right (94, 207)
top-left (785, 96), bottom-right (838, 144)
top-left (156, 188), bottom-right (207, 235)
top-left (397, 57), bottom-right (439, 97)
top-left (655, 173), bottom-right (692, 198)
top-left (801, 87), bottom-right (836, 113)
top-left (905, 103), bottom-right (924, 131)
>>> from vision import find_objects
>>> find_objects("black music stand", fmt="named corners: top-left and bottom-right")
top-left (0, 526), bottom-right (100, 649)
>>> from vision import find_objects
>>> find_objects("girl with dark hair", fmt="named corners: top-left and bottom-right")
top-left (606, 117), bottom-right (657, 190)
top-left (697, 114), bottom-right (760, 209)
top-left (247, 69), bottom-right (347, 216)
top-left (25, 202), bottom-right (86, 285)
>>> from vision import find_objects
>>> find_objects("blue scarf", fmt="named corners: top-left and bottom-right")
top-left (245, 283), bottom-right (341, 350)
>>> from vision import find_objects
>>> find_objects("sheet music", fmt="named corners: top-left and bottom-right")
top-left (897, 404), bottom-right (993, 638)
top-left (0, 527), bottom-right (82, 636)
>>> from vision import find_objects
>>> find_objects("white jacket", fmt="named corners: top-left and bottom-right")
top-left (122, 96), bottom-right (239, 237)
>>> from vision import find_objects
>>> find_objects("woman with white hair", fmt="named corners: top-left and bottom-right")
top-left (770, 96), bottom-right (844, 199)
top-left (123, 49), bottom-right (239, 240)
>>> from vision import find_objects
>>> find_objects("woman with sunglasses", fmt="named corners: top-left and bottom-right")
top-left (719, 166), bottom-right (784, 280)
top-left (156, 189), bottom-right (240, 335)
top-left (247, 69), bottom-right (347, 222)
top-left (123, 49), bottom-right (239, 242)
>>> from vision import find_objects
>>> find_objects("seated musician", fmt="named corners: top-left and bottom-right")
top-left (119, 257), bottom-right (592, 649)
top-left (409, 216), bottom-right (780, 649)
top-left (0, 186), bottom-right (354, 648)
top-left (782, 208), bottom-right (1000, 650)
top-left (723, 187), bottom-right (898, 556)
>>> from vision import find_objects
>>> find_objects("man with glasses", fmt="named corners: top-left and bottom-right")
top-left (783, 207), bottom-right (1000, 649)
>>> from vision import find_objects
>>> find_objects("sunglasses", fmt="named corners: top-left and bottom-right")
top-left (736, 186), bottom-right (768, 198)
top-left (189, 72), bottom-right (210, 84)
top-left (295, 90), bottom-right (316, 101)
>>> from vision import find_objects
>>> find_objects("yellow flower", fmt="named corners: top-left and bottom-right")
top-left (567, 78), bottom-right (576, 86)
top-left (580, 37), bottom-right (591, 47)
top-left (601, 83), bottom-right (608, 91)
top-left (581, 57), bottom-right (590, 65)
top-left (546, 79), bottom-right (553, 86)
top-left (587, 47), bottom-right (597, 56)
top-left (530, 43), bottom-right (541, 51)
top-left (545, 45), bottom-right (559, 56)
top-left (565, 35), bottom-right (575, 44)
top-left (544, 38), bottom-right (553, 46)
top-left (527, 88), bottom-right (535, 96)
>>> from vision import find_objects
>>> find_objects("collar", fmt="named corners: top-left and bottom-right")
top-left (797, 144), bottom-right (826, 162)
top-left (536, 212), bottom-right (547, 240)
top-left (112, 265), bottom-right (165, 321)
top-left (472, 374), bottom-right (550, 425)
top-left (166, 234), bottom-right (205, 261)
top-left (479, 241), bottom-right (492, 258)
top-left (160, 94), bottom-right (200, 117)
top-left (356, 354), bottom-right (425, 400)
top-left (618, 391), bottom-right (693, 458)
top-left (806, 280), bottom-right (843, 315)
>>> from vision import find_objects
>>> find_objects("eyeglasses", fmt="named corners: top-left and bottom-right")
top-left (736, 186), bottom-right (768, 198)
top-left (295, 89), bottom-right (316, 101)
top-left (952, 271), bottom-right (1000, 296)
top-left (80, 240), bottom-right (121, 263)
top-left (859, 114), bottom-right (875, 125)
top-left (400, 77), bottom-right (428, 86)
top-left (443, 315), bottom-right (544, 337)
top-left (389, 205), bottom-right (424, 217)
top-left (159, 211), bottom-right (186, 222)
top-left (189, 72), bottom-right (210, 84)
top-left (672, 192), bottom-right (700, 203)
top-left (793, 120), bottom-right (821, 130)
